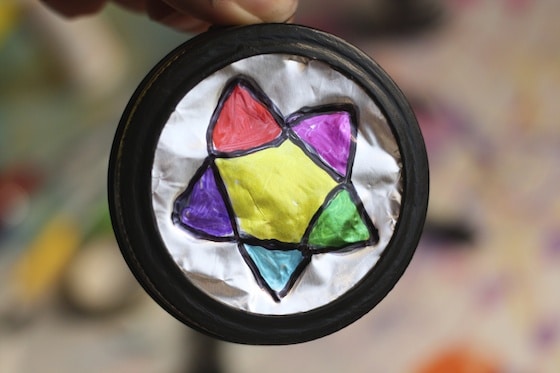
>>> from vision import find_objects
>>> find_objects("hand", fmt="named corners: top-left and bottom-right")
top-left (41, 0), bottom-right (298, 32)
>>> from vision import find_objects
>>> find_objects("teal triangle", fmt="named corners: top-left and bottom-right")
top-left (244, 245), bottom-right (304, 293)
top-left (308, 189), bottom-right (370, 249)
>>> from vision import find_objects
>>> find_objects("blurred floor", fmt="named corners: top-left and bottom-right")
top-left (1, 0), bottom-right (560, 372)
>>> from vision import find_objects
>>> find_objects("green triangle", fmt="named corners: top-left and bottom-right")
top-left (308, 189), bottom-right (370, 249)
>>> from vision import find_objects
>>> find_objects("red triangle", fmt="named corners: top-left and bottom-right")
top-left (212, 84), bottom-right (282, 152)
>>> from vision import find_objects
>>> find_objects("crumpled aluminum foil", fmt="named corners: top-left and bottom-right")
top-left (151, 54), bottom-right (401, 315)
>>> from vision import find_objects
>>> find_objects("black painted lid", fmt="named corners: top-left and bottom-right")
top-left (108, 24), bottom-right (429, 345)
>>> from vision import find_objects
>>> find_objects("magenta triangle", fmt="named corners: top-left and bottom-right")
top-left (292, 111), bottom-right (353, 176)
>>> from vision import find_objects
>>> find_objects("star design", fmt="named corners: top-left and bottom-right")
top-left (173, 77), bottom-right (379, 301)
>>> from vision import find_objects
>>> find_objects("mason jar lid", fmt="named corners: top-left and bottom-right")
top-left (109, 23), bottom-right (429, 345)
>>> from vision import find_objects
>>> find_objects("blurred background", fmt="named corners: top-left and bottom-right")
top-left (1, 0), bottom-right (560, 372)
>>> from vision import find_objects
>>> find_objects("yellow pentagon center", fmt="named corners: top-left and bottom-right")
top-left (215, 140), bottom-right (337, 243)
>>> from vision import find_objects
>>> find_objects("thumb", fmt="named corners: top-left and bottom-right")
top-left (163, 0), bottom-right (298, 25)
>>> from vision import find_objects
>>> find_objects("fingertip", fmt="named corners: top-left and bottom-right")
top-left (41, 0), bottom-right (107, 17)
top-left (165, 0), bottom-right (299, 26)
top-left (146, 0), bottom-right (209, 32)
top-left (233, 0), bottom-right (299, 23)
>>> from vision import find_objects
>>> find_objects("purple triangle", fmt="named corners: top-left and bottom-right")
top-left (292, 112), bottom-right (352, 176)
top-left (175, 165), bottom-right (233, 238)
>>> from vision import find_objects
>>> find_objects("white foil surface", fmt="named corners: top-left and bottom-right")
top-left (152, 54), bottom-right (401, 314)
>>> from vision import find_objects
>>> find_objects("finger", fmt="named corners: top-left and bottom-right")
top-left (145, 0), bottom-right (210, 32)
top-left (163, 0), bottom-right (298, 25)
top-left (41, 0), bottom-right (108, 17)
top-left (112, 0), bottom-right (148, 12)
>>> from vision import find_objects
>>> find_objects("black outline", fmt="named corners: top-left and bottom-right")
top-left (238, 243), bottom-right (312, 301)
top-left (175, 77), bottom-right (380, 302)
top-left (302, 184), bottom-right (380, 254)
top-left (239, 236), bottom-right (300, 250)
top-left (172, 157), bottom-right (239, 241)
top-left (287, 104), bottom-right (359, 182)
top-left (207, 76), bottom-right (286, 158)
top-left (173, 75), bottom-right (379, 302)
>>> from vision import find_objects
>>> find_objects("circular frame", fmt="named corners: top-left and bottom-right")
top-left (108, 24), bottom-right (429, 345)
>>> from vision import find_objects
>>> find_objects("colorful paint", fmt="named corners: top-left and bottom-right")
top-left (173, 77), bottom-right (378, 301)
